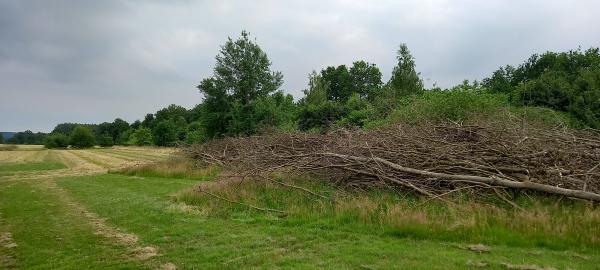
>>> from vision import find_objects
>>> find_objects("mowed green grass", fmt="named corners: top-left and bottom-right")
top-left (0, 181), bottom-right (139, 269)
top-left (52, 173), bottom-right (599, 269)
top-left (1, 148), bottom-right (598, 269)
top-left (0, 152), bottom-right (66, 176)
top-left (0, 147), bottom-right (66, 175)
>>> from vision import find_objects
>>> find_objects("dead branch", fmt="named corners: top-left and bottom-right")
top-left (196, 187), bottom-right (287, 214)
top-left (182, 121), bottom-right (600, 203)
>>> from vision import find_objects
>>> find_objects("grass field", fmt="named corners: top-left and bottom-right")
top-left (0, 145), bottom-right (598, 269)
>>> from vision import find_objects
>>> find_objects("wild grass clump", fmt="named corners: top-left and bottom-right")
top-left (174, 176), bottom-right (600, 250)
top-left (113, 157), bottom-right (220, 180)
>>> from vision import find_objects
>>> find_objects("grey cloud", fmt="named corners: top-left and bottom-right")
top-left (1, 0), bottom-right (599, 132)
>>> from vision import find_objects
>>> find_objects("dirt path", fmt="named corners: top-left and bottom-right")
top-left (0, 147), bottom-right (175, 269)
top-left (0, 213), bottom-right (17, 269)
top-left (38, 179), bottom-right (161, 261)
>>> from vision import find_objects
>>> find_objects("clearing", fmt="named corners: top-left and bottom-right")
top-left (0, 144), bottom-right (598, 269)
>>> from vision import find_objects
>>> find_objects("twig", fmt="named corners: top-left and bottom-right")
top-left (259, 175), bottom-right (330, 200)
top-left (196, 188), bottom-right (287, 214)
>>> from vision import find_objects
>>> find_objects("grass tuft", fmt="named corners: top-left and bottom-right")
top-left (174, 175), bottom-right (600, 251)
top-left (112, 157), bottom-right (220, 180)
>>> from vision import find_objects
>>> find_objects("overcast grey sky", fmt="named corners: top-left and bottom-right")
top-left (1, 0), bottom-right (599, 132)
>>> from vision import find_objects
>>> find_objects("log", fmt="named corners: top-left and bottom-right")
top-left (319, 152), bottom-right (600, 202)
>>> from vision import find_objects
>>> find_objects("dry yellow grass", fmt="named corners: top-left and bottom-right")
top-left (0, 147), bottom-right (174, 183)
top-left (115, 157), bottom-right (219, 179)
top-left (0, 151), bottom-right (40, 163)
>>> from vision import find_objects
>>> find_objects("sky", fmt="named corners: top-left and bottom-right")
top-left (1, 0), bottom-right (599, 132)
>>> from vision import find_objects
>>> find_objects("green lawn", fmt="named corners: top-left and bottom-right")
top-left (0, 181), bottom-right (138, 269)
top-left (45, 174), bottom-right (598, 269)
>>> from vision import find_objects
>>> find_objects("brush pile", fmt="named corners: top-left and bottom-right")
top-left (183, 121), bottom-right (600, 202)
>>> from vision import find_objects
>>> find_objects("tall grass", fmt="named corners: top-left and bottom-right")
top-left (175, 176), bottom-right (600, 251)
top-left (113, 157), bottom-right (220, 180)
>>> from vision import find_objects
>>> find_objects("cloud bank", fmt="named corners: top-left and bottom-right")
top-left (1, 0), bottom-right (599, 131)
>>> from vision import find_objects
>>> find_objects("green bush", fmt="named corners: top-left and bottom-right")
top-left (70, 126), bottom-right (96, 148)
top-left (129, 127), bottom-right (153, 146)
top-left (44, 133), bottom-right (70, 149)
top-left (298, 101), bottom-right (347, 131)
top-left (388, 89), bottom-right (508, 123)
top-left (336, 93), bottom-right (376, 127)
top-left (97, 134), bottom-right (114, 147)
top-left (568, 67), bottom-right (600, 128)
top-left (185, 130), bottom-right (206, 144)
top-left (484, 47), bottom-right (600, 128)
top-left (153, 121), bottom-right (177, 146)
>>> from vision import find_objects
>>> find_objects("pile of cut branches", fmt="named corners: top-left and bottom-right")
top-left (183, 121), bottom-right (600, 202)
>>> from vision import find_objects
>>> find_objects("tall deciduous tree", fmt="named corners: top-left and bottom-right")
top-left (110, 118), bottom-right (129, 145)
top-left (320, 61), bottom-right (382, 102)
top-left (152, 121), bottom-right (177, 146)
top-left (197, 31), bottom-right (283, 136)
top-left (130, 127), bottom-right (153, 146)
top-left (387, 43), bottom-right (423, 97)
top-left (320, 65), bottom-right (352, 101)
top-left (349, 61), bottom-right (383, 100)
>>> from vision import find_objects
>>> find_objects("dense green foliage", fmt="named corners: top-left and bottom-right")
top-left (5, 130), bottom-right (47, 145)
top-left (388, 43), bottom-right (424, 97)
top-left (44, 133), bottom-right (70, 149)
top-left (129, 127), bottom-right (153, 146)
top-left (8, 32), bottom-right (594, 148)
top-left (197, 31), bottom-right (288, 137)
top-left (69, 126), bottom-right (96, 148)
top-left (387, 81), bottom-right (508, 123)
top-left (483, 48), bottom-right (600, 128)
top-left (97, 134), bottom-right (114, 147)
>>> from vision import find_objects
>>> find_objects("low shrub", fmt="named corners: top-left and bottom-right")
top-left (44, 133), bottom-right (69, 149)
top-left (70, 126), bottom-right (96, 148)
top-left (389, 90), bottom-right (509, 123)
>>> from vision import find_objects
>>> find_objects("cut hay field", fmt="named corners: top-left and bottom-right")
top-left (0, 144), bottom-right (598, 269)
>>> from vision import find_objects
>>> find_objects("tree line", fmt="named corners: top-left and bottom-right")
top-left (4, 31), bottom-right (599, 148)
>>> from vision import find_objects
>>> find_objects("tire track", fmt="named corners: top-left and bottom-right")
top-left (0, 213), bottom-right (17, 269)
top-left (37, 180), bottom-right (162, 263)
top-left (0, 148), bottom-right (176, 269)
